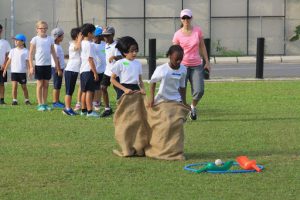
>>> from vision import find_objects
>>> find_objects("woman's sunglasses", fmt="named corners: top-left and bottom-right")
top-left (181, 16), bottom-right (191, 20)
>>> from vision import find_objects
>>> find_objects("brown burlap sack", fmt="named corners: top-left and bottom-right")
top-left (113, 92), bottom-right (150, 157)
top-left (145, 101), bottom-right (190, 160)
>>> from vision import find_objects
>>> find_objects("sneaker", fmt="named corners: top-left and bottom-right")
top-left (62, 108), bottom-right (76, 116)
top-left (190, 108), bottom-right (197, 120)
top-left (53, 102), bottom-right (65, 108)
top-left (44, 104), bottom-right (52, 111)
top-left (37, 104), bottom-right (46, 111)
top-left (87, 111), bottom-right (100, 118)
top-left (12, 101), bottom-right (18, 105)
top-left (25, 100), bottom-right (32, 105)
top-left (74, 103), bottom-right (81, 111)
top-left (68, 108), bottom-right (77, 115)
top-left (80, 111), bottom-right (87, 116)
top-left (0, 99), bottom-right (6, 105)
top-left (101, 108), bottom-right (113, 117)
top-left (94, 104), bottom-right (101, 111)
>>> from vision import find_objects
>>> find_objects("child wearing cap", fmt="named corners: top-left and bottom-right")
top-left (2, 34), bottom-right (31, 105)
top-left (92, 26), bottom-right (106, 111)
top-left (79, 23), bottom-right (99, 118)
top-left (63, 27), bottom-right (82, 116)
top-left (29, 20), bottom-right (60, 111)
top-left (0, 24), bottom-right (11, 104)
top-left (51, 27), bottom-right (65, 108)
top-left (100, 26), bottom-right (122, 117)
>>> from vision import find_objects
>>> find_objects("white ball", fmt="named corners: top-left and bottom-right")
top-left (215, 159), bottom-right (223, 166)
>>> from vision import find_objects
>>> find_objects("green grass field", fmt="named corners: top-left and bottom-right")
top-left (0, 81), bottom-right (299, 200)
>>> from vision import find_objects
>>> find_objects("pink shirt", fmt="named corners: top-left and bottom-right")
top-left (172, 26), bottom-right (203, 67)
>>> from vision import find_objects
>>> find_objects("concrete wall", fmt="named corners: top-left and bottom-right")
top-left (0, 0), bottom-right (299, 56)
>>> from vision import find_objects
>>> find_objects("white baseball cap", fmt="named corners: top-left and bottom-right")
top-left (180, 9), bottom-right (192, 18)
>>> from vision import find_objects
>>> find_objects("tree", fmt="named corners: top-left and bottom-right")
top-left (289, 25), bottom-right (300, 42)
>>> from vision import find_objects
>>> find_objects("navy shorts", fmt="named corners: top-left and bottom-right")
top-left (35, 65), bottom-right (52, 80)
top-left (116, 84), bottom-right (140, 100)
top-left (11, 73), bottom-right (27, 84)
top-left (94, 73), bottom-right (104, 90)
top-left (101, 74), bottom-right (111, 87)
top-left (0, 70), bottom-right (7, 83)
top-left (64, 70), bottom-right (79, 96)
top-left (80, 71), bottom-right (96, 92)
top-left (52, 68), bottom-right (64, 90)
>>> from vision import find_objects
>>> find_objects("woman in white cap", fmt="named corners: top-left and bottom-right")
top-left (173, 9), bottom-right (211, 120)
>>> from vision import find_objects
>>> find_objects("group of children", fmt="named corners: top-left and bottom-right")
top-left (0, 21), bottom-right (189, 118)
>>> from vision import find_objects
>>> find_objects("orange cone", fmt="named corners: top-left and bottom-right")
top-left (236, 156), bottom-right (262, 172)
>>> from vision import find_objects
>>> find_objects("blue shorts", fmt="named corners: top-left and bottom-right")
top-left (101, 74), bottom-right (111, 87)
top-left (80, 71), bottom-right (96, 92)
top-left (52, 68), bottom-right (64, 90)
top-left (11, 73), bottom-right (27, 84)
top-left (116, 84), bottom-right (140, 100)
top-left (35, 65), bottom-right (52, 80)
top-left (94, 73), bottom-right (104, 90)
top-left (64, 70), bottom-right (79, 96)
top-left (0, 70), bottom-right (7, 83)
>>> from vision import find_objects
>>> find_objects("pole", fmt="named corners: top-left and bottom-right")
top-left (204, 38), bottom-right (211, 79)
top-left (148, 39), bottom-right (156, 79)
top-left (10, 0), bottom-right (15, 40)
top-left (75, 0), bottom-right (79, 27)
top-left (80, 0), bottom-right (83, 25)
top-left (256, 37), bottom-right (265, 79)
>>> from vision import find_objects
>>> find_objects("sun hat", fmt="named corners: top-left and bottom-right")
top-left (102, 26), bottom-right (115, 35)
top-left (13, 33), bottom-right (26, 42)
top-left (51, 27), bottom-right (64, 39)
top-left (180, 9), bottom-right (192, 18)
top-left (94, 27), bottom-right (103, 36)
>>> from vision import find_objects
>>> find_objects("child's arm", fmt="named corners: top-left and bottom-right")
top-left (179, 87), bottom-right (187, 105)
top-left (28, 43), bottom-right (35, 75)
top-left (51, 44), bottom-right (62, 77)
top-left (74, 33), bottom-right (83, 51)
top-left (149, 82), bottom-right (156, 107)
top-left (108, 55), bottom-right (122, 63)
top-left (88, 57), bottom-right (99, 81)
top-left (110, 73), bottom-right (133, 94)
top-left (138, 75), bottom-right (145, 94)
top-left (2, 58), bottom-right (11, 77)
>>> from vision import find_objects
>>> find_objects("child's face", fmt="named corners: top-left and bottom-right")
top-left (124, 44), bottom-right (138, 60)
top-left (56, 34), bottom-right (64, 43)
top-left (14, 40), bottom-right (24, 47)
top-left (103, 34), bottom-right (113, 44)
top-left (36, 25), bottom-right (48, 37)
top-left (169, 51), bottom-right (183, 69)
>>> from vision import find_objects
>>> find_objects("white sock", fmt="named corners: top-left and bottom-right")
top-left (191, 104), bottom-right (195, 110)
top-left (105, 107), bottom-right (111, 111)
top-left (13, 99), bottom-right (17, 102)
top-left (24, 99), bottom-right (29, 102)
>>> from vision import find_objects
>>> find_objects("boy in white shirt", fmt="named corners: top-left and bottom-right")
top-left (0, 24), bottom-right (11, 104)
top-left (3, 34), bottom-right (31, 105)
top-left (149, 45), bottom-right (187, 107)
top-left (63, 27), bottom-right (82, 116)
top-left (51, 27), bottom-right (65, 108)
top-left (29, 21), bottom-right (61, 111)
top-left (80, 23), bottom-right (99, 118)
top-left (100, 26), bottom-right (122, 117)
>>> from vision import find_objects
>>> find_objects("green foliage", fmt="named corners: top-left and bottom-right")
top-left (214, 39), bottom-right (245, 57)
top-left (289, 25), bottom-right (300, 42)
top-left (0, 81), bottom-right (299, 199)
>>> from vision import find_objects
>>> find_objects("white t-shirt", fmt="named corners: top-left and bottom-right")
top-left (93, 41), bottom-right (106, 74)
top-left (150, 63), bottom-right (187, 103)
top-left (104, 41), bottom-right (121, 76)
top-left (8, 47), bottom-right (29, 73)
top-left (0, 39), bottom-right (11, 66)
top-left (65, 41), bottom-right (81, 73)
top-left (30, 35), bottom-right (54, 66)
top-left (111, 58), bottom-right (142, 84)
top-left (80, 40), bottom-right (96, 73)
top-left (51, 44), bottom-right (65, 69)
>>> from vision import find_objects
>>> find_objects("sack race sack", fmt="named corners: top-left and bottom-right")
top-left (113, 92), bottom-right (150, 157)
top-left (145, 101), bottom-right (190, 160)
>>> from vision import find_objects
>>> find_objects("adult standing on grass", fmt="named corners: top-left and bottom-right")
top-left (173, 9), bottom-right (211, 120)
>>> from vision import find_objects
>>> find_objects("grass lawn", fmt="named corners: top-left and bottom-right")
top-left (0, 80), bottom-right (299, 200)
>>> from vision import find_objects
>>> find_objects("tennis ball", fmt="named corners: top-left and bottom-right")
top-left (215, 159), bottom-right (223, 166)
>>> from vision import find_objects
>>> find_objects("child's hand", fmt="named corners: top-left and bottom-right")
top-left (2, 69), bottom-right (6, 77)
top-left (124, 88), bottom-right (133, 95)
top-left (148, 100), bottom-right (154, 108)
top-left (139, 89), bottom-right (146, 95)
top-left (94, 73), bottom-right (99, 81)
top-left (108, 56), bottom-right (115, 63)
top-left (29, 67), bottom-right (34, 76)
top-left (57, 69), bottom-right (63, 77)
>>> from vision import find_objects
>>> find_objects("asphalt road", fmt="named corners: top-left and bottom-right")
top-left (142, 62), bottom-right (300, 80)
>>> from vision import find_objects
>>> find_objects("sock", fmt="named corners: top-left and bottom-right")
top-left (82, 108), bottom-right (87, 113)
top-left (13, 99), bottom-right (17, 102)
top-left (88, 110), bottom-right (93, 114)
top-left (191, 104), bottom-right (195, 110)
top-left (105, 107), bottom-right (111, 111)
top-left (24, 99), bottom-right (29, 102)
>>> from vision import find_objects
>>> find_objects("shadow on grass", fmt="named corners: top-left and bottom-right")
top-left (202, 117), bottom-right (300, 122)
top-left (185, 150), bottom-right (299, 160)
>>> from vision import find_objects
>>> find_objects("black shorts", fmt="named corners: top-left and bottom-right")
top-left (35, 65), bottom-right (52, 80)
top-left (94, 73), bottom-right (104, 90)
top-left (64, 70), bottom-right (79, 96)
top-left (80, 71), bottom-right (96, 92)
top-left (52, 68), bottom-right (64, 90)
top-left (0, 70), bottom-right (7, 83)
top-left (11, 73), bottom-right (27, 84)
top-left (101, 74), bottom-right (111, 87)
top-left (116, 84), bottom-right (140, 100)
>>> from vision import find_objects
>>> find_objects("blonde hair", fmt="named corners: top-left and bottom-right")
top-left (36, 20), bottom-right (48, 29)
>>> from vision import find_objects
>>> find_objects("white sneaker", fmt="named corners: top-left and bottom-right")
top-left (86, 111), bottom-right (100, 118)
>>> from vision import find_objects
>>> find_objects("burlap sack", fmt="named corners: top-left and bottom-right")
top-left (145, 101), bottom-right (190, 160)
top-left (113, 92), bottom-right (150, 157)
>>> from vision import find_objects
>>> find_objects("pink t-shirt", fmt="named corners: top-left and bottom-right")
top-left (172, 26), bottom-right (203, 67)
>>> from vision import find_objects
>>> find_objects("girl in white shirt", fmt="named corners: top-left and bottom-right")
top-left (149, 45), bottom-right (187, 107)
top-left (3, 34), bottom-right (31, 105)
